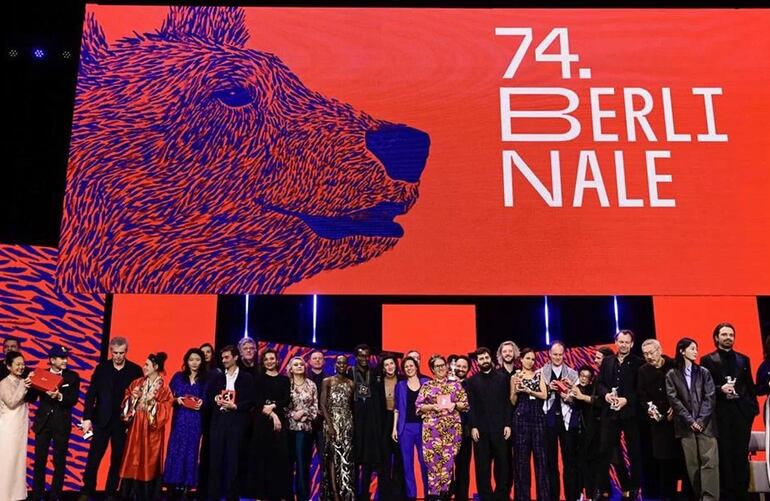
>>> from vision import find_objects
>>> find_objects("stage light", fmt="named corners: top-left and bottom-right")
top-left (62, 50), bottom-right (72, 60)
top-left (544, 296), bottom-right (550, 345)
top-left (312, 294), bottom-right (318, 344)
top-left (32, 48), bottom-right (46, 59)
top-left (244, 294), bottom-right (250, 339)
top-left (8, 49), bottom-right (18, 58)
top-left (613, 296), bottom-right (620, 333)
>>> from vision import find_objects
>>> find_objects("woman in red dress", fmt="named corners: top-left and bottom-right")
top-left (119, 352), bottom-right (173, 500)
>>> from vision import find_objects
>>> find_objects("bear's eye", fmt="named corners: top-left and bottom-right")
top-left (212, 85), bottom-right (254, 108)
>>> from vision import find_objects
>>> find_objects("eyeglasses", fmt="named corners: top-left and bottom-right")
top-left (433, 363), bottom-right (447, 369)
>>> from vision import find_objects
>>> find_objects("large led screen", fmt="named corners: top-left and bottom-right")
top-left (59, 6), bottom-right (770, 295)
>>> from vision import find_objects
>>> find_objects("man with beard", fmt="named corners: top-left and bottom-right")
top-left (30, 345), bottom-right (81, 501)
top-left (595, 330), bottom-right (643, 501)
top-left (451, 355), bottom-right (473, 501)
top-left (496, 340), bottom-right (519, 496)
top-left (351, 344), bottom-right (385, 501)
top-left (701, 322), bottom-right (759, 501)
top-left (468, 347), bottom-right (512, 500)
top-left (637, 339), bottom-right (685, 501)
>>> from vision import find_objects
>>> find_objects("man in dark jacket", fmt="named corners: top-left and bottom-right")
top-left (79, 336), bottom-right (143, 500)
top-left (595, 329), bottom-right (644, 500)
top-left (30, 345), bottom-right (81, 501)
top-left (700, 322), bottom-right (759, 501)
top-left (206, 345), bottom-right (255, 501)
top-left (467, 347), bottom-right (512, 501)
top-left (637, 338), bottom-right (684, 501)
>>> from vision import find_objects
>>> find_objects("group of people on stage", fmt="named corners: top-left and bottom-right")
top-left (0, 321), bottom-right (766, 501)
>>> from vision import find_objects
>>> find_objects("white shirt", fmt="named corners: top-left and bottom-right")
top-left (225, 367), bottom-right (239, 391)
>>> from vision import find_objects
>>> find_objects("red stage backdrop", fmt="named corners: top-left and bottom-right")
top-left (58, 6), bottom-right (770, 296)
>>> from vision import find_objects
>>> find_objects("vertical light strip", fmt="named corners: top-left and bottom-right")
top-left (544, 295), bottom-right (550, 345)
top-left (312, 294), bottom-right (318, 344)
top-left (613, 295), bottom-right (620, 334)
top-left (244, 294), bottom-right (250, 339)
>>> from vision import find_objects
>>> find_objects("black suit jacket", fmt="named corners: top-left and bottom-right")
top-left (206, 369), bottom-right (256, 429)
top-left (665, 364), bottom-right (717, 438)
top-left (700, 350), bottom-right (759, 420)
top-left (29, 368), bottom-right (81, 433)
top-left (466, 370), bottom-right (513, 432)
top-left (83, 360), bottom-right (143, 428)
top-left (597, 353), bottom-right (644, 419)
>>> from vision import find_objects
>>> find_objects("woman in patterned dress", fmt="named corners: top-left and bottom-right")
top-left (510, 347), bottom-right (550, 501)
top-left (321, 354), bottom-right (355, 501)
top-left (119, 352), bottom-right (174, 500)
top-left (416, 354), bottom-right (469, 500)
top-left (286, 356), bottom-right (319, 501)
top-left (163, 348), bottom-right (207, 497)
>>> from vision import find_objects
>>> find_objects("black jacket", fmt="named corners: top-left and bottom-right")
top-left (701, 349), bottom-right (759, 421)
top-left (665, 364), bottom-right (717, 438)
top-left (466, 369), bottom-right (512, 432)
top-left (29, 368), bottom-right (81, 433)
top-left (206, 368), bottom-right (256, 429)
top-left (596, 353), bottom-right (644, 419)
top-left (83, 360), bottom-right (143, 428)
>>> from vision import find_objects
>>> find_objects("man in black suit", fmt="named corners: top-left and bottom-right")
top-left (700, 322), bottom-right (759, 501)
top-left (467, 347), bottom-right (512, 501)
top-left (0, 335), bottom-right (21, 380)
top-left (30, 345), bottom-right (81, 501)
top-left (207, 344), bottom-right (255, 501)
top-left (79, 336), bottom-right (143, 500)
top-left (594, 329), bottom-right (644, 501)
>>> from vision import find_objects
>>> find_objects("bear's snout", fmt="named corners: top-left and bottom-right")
top-left (365, 124), bottom-right (430, 183)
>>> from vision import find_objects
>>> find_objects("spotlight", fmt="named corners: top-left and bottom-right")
top-left (8, 49), bottom-right (18, 58)
top-left (32, 48), bottom-right (45, 59)
top-left (62, 50), bottom-right (72, 60)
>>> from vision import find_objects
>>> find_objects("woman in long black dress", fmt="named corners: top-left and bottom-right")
top-left (249, 349), bottom-right (292, 500)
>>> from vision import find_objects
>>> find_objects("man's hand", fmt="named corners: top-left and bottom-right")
top-left (262, 403), bottom-right (276, 415)
top-left (471, 428), bottom-right (480, 442)
top-left (666, 408), bottom-right (674, 422)
top-left (503, 426), bottom-right (511, 440)
top-left (46, 389), bottom-right (62, 400)
top-left (81, 419), bottom-right (93, 434)
top-left (614, 397), bottom-right (628, 410)
top-left (691, 421), bottom-right (703, 433)
top-left (720, 383), bottom-right (736, 396)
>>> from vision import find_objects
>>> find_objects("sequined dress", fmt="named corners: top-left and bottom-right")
top-left (323, 379), bottom-right (355, 501)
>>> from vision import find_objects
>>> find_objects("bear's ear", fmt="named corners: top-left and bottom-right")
top-left (159, 6), bottom-right (249, 47)
top-left (80, 12), bottom-right (109, 70)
